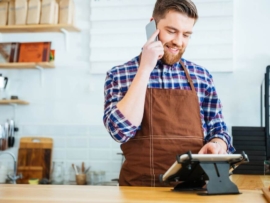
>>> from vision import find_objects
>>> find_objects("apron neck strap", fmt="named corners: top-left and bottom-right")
top-left (139, 54), bottom-right (196, 92)
top-left (179, 60), bottom-right (196, 92)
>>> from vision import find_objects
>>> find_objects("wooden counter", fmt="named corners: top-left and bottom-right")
top-left (0, 175), bottom-right (268, 203)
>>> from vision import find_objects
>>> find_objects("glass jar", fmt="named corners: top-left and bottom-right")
top-left (68, 166), bottom-right (76, 185)
top-left (93, 171), bottom-right (99, 185)
top-left (86, 171), bottom-right (93, 185)
top-left (99, 171), bottom-right (106, 184)
top-left (51, 161), bottom-right (64, 185)
top-left (92, 171), bottom-right (106, 185)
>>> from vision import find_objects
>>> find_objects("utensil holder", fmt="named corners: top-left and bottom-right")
top-left (76, 174), bottom-right (86, 185)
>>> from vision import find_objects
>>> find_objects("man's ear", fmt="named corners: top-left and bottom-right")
top-left (150, 17), bottom-right (154, 22)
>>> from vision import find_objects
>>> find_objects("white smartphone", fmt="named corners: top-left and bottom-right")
top-left (146, 20), bottom-right (158, 41)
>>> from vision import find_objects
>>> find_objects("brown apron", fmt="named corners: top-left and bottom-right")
top-left (119, 60), bottom-right (204, 186)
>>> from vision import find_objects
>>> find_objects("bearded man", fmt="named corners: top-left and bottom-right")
top-left (103, 0), bottom-right (235, 186)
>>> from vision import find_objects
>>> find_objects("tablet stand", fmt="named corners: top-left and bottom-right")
top-left (160, 151), bottom-right (249, 195)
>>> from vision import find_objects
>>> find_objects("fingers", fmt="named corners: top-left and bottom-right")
top-left (142, 40), bottom-right (164, 61)
top-left (139, 29), bottom-right (164, 71)
top-left (198, 142), bottom-right (225, 154)
top-left (206, 146), bottom-right (219, 154)
top-left (143, 41), bottom-right (163, 53)
top-left (198, 150), bottom-right (203, 154)
top-left (209, 142), bottom-right (220, 153)
top-left (211, 142), bottom-right (227, 154)
top-left (146, 29), bottom-right (160, 44)
top-left (147, 41), bottom-right (163, 49)
top-left (146, 42), bottom-right (164, 55)
top-left (219, 149), bottom-right (228, 154)
top-left (198, 147), bottom-right (205, 154)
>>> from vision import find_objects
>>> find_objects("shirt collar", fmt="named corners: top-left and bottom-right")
top-left (155, 59), bottom-right (184, 70)
top-left (136, 55), bottom-right (184, 71)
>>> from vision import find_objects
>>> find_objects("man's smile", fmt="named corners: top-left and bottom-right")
top-left (165, 45), bottom-right (180, 54)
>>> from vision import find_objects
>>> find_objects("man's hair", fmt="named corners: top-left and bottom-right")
top-left (152, 0), bottom-right (198, 23)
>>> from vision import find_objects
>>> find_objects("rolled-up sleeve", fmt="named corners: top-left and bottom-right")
top-left (103, 70), bottom-right (138, 143)
top-left (202, 73), bottom-right (236, 154)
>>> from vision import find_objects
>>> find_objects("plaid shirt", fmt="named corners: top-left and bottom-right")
top-left (103, 56), bottom-right (235, 153)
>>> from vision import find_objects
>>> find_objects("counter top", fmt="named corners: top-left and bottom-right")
top-left (0, 175), bottom-right (268, 203)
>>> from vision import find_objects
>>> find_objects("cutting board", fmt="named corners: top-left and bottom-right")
top-left (262, 187), bottom-right (270, 203)
top-left (17, 137), bottom-right (53, 184)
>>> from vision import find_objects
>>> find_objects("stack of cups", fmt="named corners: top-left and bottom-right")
top-left (0, 165), bottom-right (8, 183)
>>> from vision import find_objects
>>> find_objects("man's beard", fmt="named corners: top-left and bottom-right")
top-left (161, 43), bottom-right (185, 65)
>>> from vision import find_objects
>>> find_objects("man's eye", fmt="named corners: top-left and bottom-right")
top-left (168, 30), bottom-right (175, 34)
top-left (184, 34), bottom-right (190, 38)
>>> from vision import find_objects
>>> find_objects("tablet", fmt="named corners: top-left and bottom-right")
top-left (161, 154), bottom-right (245, 182)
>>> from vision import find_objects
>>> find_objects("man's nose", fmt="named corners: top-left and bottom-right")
top-left (172, 34), bottom-right (184, 47)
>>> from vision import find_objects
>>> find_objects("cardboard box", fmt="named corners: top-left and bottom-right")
top-left (40, 0), bottom-right (56, 24)
top-left (27, 0), bottom-right (41, 25)
top-left (18, 42), bottom-right (51, 63)
top-left (0, 2), bottom-right (8, 26)
top-left (8, 0), bottom-right (16, 26)
top-left (59, 0), bottom-right (75, 24)
top-left (54, 2), bottom-right (59, 24)
top-left (15, 0), bottom-right (28, 25)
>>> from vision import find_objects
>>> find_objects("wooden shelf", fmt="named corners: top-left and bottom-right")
top-left (0, 62), bottom-right (55, 69)
top-left (0, 100), bottom-right (29, 105)
top-left (0, 24), bottom-right (80, 33)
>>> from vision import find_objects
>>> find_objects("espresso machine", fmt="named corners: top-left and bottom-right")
top-left (0, 74), bottom-right (8, 100)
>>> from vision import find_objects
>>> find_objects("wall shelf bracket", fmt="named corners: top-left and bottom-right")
top-left (35, 65), bottom-right (44, 87)
top-left (60, 28), bottom-right (70, 51)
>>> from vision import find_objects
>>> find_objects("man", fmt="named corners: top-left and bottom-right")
top-left (103, 0), bottom-right (235, 186)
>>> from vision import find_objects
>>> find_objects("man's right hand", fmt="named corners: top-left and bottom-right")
top-left (116, 29), bottom-right (164, 127)
top-left (140, 29), bottom-right (164, 74)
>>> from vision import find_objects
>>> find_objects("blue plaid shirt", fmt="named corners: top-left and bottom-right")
top-left (103, 56), bottom-right (235, 154)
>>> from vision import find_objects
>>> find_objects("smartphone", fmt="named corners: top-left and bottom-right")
top-left (145, 20), bottom-right (158, 41)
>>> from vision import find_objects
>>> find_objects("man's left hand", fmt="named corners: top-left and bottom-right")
top-left (198, 139), bottom-right (227, 154)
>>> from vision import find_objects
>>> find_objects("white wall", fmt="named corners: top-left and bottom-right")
top-left (0, 0), bottom-right (121, 182)
top-left (0, 0), bottom-right (269, 183)
top-left (90, 0), bottom-right (234, 73)
top-left (213, 0), bottom-right (270, 132)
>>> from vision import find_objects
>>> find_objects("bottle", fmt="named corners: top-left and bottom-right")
top-left (51, 161), bottom-right (64, 185)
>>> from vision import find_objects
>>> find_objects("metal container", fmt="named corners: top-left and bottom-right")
top-left (0, 124), bottom-right (8, 151)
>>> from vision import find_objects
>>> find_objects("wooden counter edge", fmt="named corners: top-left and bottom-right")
top-left (262, 187), bottom-right (270, 203)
